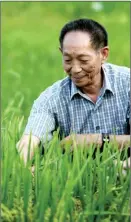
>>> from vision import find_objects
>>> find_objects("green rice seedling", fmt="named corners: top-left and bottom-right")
top-left (2, 114), bottom-right (130, 222)
top-left (2, 3), bottom-right (130, 220)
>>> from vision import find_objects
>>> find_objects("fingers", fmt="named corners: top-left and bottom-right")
top-left (113, 157), bottom-right (130, 178)
top-left (16, 135), bottom-right (40, 165)
top-left (122, 157), bottom-right (130, 170)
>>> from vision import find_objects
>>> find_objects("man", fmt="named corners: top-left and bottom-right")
top-left (17, 18), bottom-right (130, 166)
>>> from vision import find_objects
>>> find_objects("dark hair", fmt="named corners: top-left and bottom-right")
top-left (59, 18), bottom-right (108, 50)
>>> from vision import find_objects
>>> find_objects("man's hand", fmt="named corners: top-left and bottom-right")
top-left (122, 157), bottom-right (130, 170)
top-left (64, 134), bottom-right (130, 169)
top-left (113, 157), bottom-right (130, 176)
top-left (16, 135), bottom-right (40, 165)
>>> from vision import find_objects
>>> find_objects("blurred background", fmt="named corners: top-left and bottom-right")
top-left (2, 2), bottom-right (130, 120)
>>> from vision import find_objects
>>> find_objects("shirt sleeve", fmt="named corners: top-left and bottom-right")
top-left (23, 97), bottom-right (55, 145)
top-left (126, 84), bottom-right (130, 119)
top-left (125, 84), bottom-right (130, 134)
top-left (126, 101), bottom-right (130, 119)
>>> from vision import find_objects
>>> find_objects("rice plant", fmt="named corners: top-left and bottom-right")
top-left (2, 115), bottom-right (130, 222)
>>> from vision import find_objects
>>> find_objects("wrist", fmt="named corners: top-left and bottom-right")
top-left (101, 133), bottom-right (110, 151)
top-left (110, 135), bottom-right (130, 149)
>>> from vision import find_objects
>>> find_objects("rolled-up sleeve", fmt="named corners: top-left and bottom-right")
top-left (23, 97), bottom-right (55, 144)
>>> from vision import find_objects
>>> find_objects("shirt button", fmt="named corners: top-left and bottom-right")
top-left (96, 126), bottom-right (100, 130)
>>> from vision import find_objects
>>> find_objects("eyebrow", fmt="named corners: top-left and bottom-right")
top-left (63, 52), bottom-right (90, 57)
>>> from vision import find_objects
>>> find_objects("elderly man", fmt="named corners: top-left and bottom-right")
top-left (17, 18), bottom-right (130, 166)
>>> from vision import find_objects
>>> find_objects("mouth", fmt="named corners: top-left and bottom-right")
top-left (72, 75), bottom-right (86, 80)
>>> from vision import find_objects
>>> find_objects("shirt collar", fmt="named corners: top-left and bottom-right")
top-left (70, 81), bottom-right (80, 99)
top-left (102, 63), bottom-right (115, 95)
top-left (70, 63), bottom-right (115, 100)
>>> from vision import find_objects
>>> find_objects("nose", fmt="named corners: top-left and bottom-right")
top-left (71, 64), bottom-right (82, 74)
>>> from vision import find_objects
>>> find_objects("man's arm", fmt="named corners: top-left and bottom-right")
top-left (63, 134), bottom-right (130, 169)
top-left (64, 134), bottom-right (130, 149)
top-left (17, 93), bottom-right (56, 164)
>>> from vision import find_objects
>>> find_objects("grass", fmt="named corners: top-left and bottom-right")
top-left (2, 2), bottom-right (130, 117)
top-left (1, 115), bottom-right (130, 221)
top-left (1, 2), bottom-right (130, 221)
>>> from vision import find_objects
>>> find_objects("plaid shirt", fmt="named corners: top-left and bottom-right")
top-left (24, 63), bottom-right (130, 143)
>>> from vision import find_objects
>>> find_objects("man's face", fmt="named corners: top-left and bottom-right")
top-left (61, 31), bottom-right (107, 88)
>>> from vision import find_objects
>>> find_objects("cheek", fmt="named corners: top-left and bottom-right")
top-left (83, 64), bottom-right (95, 73)
top-left (63, 64), bottom-right (71, 73)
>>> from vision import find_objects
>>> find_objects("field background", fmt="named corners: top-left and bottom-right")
top-left (1, 3), bottom-right (130, 221)
top-left (2, 2), bottom-right (130, 124)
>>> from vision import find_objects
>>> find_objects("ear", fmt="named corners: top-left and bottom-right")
top-left (100, 46), bottom-right (109, 64)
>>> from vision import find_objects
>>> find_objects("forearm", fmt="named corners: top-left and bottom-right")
top-left (70, 134), bottom-right (130, 149)
top-left (109, 134), bottom-right (130, 149)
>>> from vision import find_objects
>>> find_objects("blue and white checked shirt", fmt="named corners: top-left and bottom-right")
top-left (24, 63), bottom-right (130, 144)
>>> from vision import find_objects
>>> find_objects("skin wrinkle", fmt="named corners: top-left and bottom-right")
top-left (60, 31), bottom-right (108, 99)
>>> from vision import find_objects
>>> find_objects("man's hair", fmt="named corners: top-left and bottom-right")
top-left (59, 18), bottom-right (108, 50)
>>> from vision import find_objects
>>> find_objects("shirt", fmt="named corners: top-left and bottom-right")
top-left (24, 63), bottom-right (130, 144)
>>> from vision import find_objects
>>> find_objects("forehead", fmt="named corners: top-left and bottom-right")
top-left (63, 31), bottom-right (91, 48)
top-left (62, 31), bottom-right (94, 56)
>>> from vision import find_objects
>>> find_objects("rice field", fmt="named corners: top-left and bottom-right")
top-left (2, 2), bottom-right (130, 221)
top-left (2, 115), bottom-right (130, 221)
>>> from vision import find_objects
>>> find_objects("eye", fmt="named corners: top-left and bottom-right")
top-left (80, 60), bottom-right (88, 63)
top-left (65, 59), bottom-right (71, 63)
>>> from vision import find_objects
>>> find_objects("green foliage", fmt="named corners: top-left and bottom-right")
top-left (2, 2), bottom-right (130, 116)
top-left (2, 3), bottom-right (130, 221)
top-left (1, 117), bottom-right (130, 221)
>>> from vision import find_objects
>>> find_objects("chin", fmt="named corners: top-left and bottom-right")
top-left (73, 79), bottom-right (92, 87)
